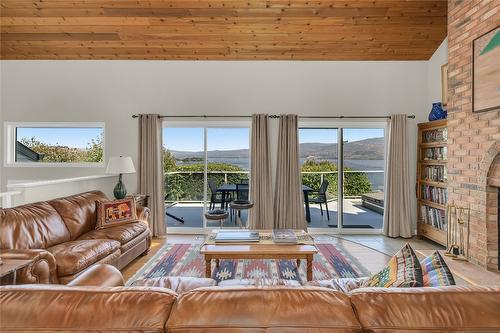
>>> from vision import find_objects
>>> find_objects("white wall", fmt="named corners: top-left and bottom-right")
top-left (1, 60), bottom-right (437, 226)
top-left (4, 175), bottom-right (118, 207)
top-left (427, 38), bottom-right (448, 108)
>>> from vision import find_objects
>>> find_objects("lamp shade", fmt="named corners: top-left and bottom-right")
top-left (106, 156), bottom-right (136, 174)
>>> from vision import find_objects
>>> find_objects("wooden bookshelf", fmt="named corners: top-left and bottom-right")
top-left (417, 119), bottom-right (447, 246)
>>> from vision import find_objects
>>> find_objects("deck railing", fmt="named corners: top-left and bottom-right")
top-left (164, 170), bottom-right (383, 204)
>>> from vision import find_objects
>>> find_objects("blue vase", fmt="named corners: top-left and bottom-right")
top-left (428, 102), bottom-right (447, 121)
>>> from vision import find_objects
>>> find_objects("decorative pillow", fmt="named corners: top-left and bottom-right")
top-left (421, 251), bottom-right (455, 287)
top-left (307, 277), bottom-right (369, 293)
top-left (96, 198), bottom-right (137, 230)
top-left (362, 243), bottom-right (423, 288)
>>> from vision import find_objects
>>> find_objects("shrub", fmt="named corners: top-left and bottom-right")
top-left (301, 159), bottom-right (372, 198)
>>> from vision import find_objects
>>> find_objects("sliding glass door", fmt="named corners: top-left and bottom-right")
top-left (298, 128), bottom-right (339, 228)
top-left (164, 127), bottom-right (205, 229)
top-left (163, 124), bottom-right (250, 231)
top-left (342, 128), bottom-right (385, 230)
top-left (299, 126), bottom-right (385, 231)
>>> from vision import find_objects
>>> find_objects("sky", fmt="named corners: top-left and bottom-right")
top-left (16, 127), bottom-right (103, 148)
top-left (164, 127), bottom-right (384, 151)
top-left (163, 128), bottom-right (251, 151)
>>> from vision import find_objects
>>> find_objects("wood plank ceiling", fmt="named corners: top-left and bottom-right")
top-left (0, 0), bottom-right (447, 60)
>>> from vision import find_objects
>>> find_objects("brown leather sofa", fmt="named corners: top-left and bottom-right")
top-left (0, 191), bottom-right (151, 284)
top-left (1, 278), bottom-right (499, 332)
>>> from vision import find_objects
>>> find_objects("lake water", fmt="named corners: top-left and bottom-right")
top-left (176, 157), bottom-right (385, 190)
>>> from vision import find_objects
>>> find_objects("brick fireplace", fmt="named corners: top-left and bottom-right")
top-left (447, 0), bottom-right (499, 270)
top-left (486, 154), bottom-right (499, 270)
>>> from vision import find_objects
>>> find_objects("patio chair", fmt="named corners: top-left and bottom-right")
top-left (231, 183), bottom-right (250, 221)
top-left (236, 183), bottom-right (249, 201)
top-left (307, 180), bottom-right (330, 220)
top-left (208, 179), bottom-right (230, 210)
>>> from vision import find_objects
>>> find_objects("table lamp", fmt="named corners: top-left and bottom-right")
top-left (106, 156), bottom-right (136, 199)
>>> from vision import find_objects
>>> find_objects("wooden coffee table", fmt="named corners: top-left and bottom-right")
top-left (200, 230), bottom-right (318, 281)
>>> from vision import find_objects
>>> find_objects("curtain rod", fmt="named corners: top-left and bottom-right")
top-left (131, 114), bottom-right (415, 119)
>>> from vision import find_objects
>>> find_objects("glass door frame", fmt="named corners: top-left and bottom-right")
top-left (163, 119), bottom-right (252, 235)
top-left (298, 119), bottom-right (388, 235)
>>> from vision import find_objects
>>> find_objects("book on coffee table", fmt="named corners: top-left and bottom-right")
top-left (215, 231), bottom-right (260, 243)
top-left (272, 229), bottom-right (298, 243)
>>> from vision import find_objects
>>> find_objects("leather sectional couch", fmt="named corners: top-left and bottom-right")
top-left (0, 191), bottom-right (151, 284)
top-left (1, 265), bottom-right (499, 332)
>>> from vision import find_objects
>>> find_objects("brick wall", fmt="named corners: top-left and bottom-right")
top-left (447, 0), bottom-right (499, 268)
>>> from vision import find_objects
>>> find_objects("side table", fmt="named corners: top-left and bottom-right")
top-left (0, 258), bottom-right (33, 285)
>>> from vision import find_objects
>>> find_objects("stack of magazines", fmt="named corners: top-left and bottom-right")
top-left (272, 229), bottom-right (298, 243)
top-left (214, 231), bottom-right (260, 243)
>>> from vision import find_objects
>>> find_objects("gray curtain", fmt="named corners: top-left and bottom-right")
top-left (274, 114), bottom-right (306, 230)
top-left (249, 114), bottom-right (274, 229)
top-left (138, 114), bottom-right (166, 237)
top-left (383, 114), bottom-right (412, 238)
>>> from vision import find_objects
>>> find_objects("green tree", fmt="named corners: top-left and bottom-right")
top-left (344, 171), bottom-right (372, 196)
top-left (83, 133), bottom-right (104, 162)
top-left (20, 134), bottom-right (104, 163)
top-left (162, 148), bottom-right (177, 172)
top-left (164, 162), bottom-right (246, 201)
top-left (300, 159), bottom-right (372, 198)
top-left (20, 137), bottom-right (83, 162)
top-left (301, 159), bottom-right (338, 198)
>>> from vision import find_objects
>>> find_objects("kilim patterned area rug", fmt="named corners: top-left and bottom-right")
top-left (126, 236), bottom-right (375, 285)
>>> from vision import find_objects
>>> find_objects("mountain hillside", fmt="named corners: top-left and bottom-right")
top-left (170, 137), bottom-right (384, 160)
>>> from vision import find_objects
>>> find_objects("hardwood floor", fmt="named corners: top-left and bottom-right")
top-left (121, 233), bottom-right (500, 286)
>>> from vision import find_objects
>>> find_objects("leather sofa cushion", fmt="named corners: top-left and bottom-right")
top-left (350, 286), bottom-right (500, 332)
top-left (48, 191), bottom-right (108, 240)
top-left (0, 202), bottom-right (70, 249)
top-left (48, 239), bottom-right (120, 276)
top-left (0, 285), bottom-right (177, 333)
top-left (132, 276), bottom-right (216, 294)
top-left (167, 287), bottom-right (361, 332)
top-left (78, 221), bottom-right (147, 245)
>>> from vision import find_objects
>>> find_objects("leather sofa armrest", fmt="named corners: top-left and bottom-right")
top-left (67, 264), bottom-right (124, 287)
top-left (136, 206), bottom-right (150, 222)
top-left (0, 249), bottom-right (58, 284)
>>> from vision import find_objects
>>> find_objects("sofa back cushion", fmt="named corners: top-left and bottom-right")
top-left (48, 191), bottom-right (108, 240)
top-left (0, 285), bottom-right (177, 333)
top-left (0, 202), bottom-right (70, 249)
top-left (167, 287), bottom-right (361, 332)
top-left (350, 286), bottom-right (500, 332)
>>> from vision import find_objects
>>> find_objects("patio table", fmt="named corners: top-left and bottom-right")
top-left (217, 184), bottom-right (313, 222)
top-left (302, 185), bottom-right (314, 223)
top-left (216, 184), bottom-right (237, 209)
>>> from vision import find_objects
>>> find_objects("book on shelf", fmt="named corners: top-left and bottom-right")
top-left (272, 229), bottom-right (298, 243)
top-left (421, 185), bottom-right (448, 205)
top-left (420, 205), bottom-right (447, 231)
top-left (423, 147), bottom-right (447, 160)
top-left (423, 165), bottom-right (447, 182)
top-left (215, 231), bottom-right (260, 243)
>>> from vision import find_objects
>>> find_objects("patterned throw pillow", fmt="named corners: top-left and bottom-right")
top-left (96, 198), bottom-right (137, 230)
top-left (307, 277), bottom-right (369, 293)
top-left (363, 243), bottom-right (423, 288)
top-left (421, 251), bottom-right (455, 287)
